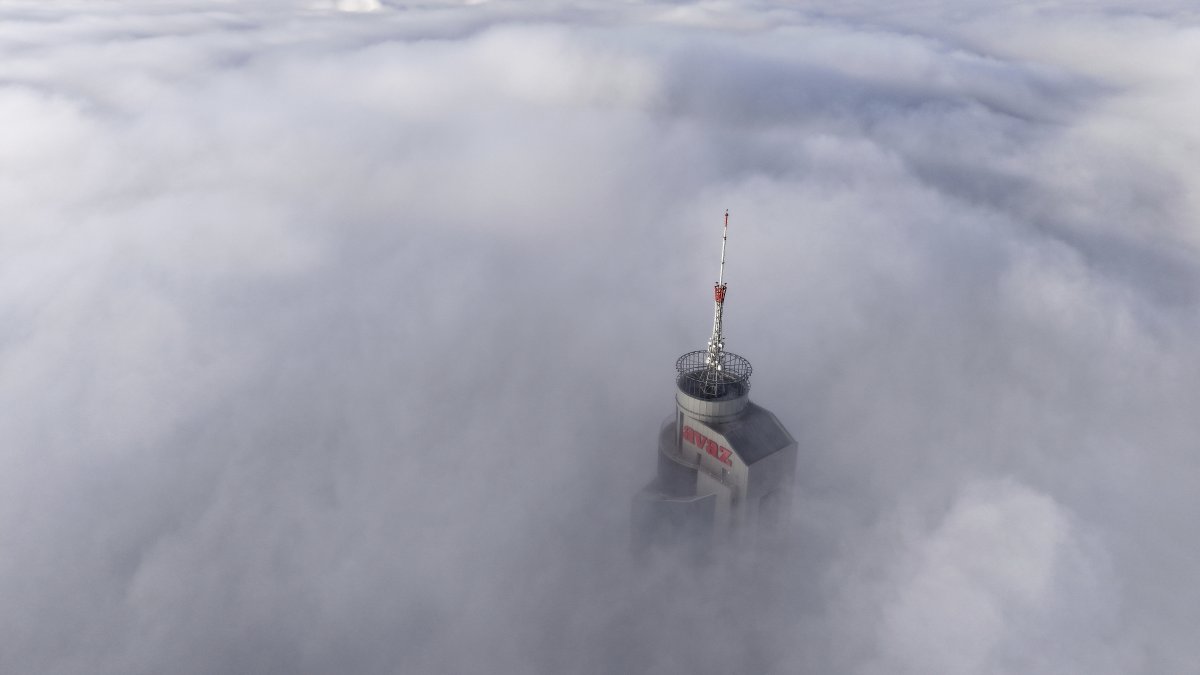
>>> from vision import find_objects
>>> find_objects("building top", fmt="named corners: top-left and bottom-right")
top-left (679, 210), bottom-right (754, 401)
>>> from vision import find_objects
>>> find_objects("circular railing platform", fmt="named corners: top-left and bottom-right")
top-left (675, 350), bottom-right (752, 400)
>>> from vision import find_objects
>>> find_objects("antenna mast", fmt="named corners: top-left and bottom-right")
top-left (675, 209), bottom-right (751, 400)
top-left (705, 210), bottom-right (730, 372)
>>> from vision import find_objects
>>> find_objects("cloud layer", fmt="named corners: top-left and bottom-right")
top-left (3, 1), bottom-right (1199, 673)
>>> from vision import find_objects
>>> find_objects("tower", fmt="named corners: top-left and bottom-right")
top-left (633, 211), bottom-right (797, 557)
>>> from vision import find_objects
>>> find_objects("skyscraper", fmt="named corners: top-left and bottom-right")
top-left (633, 212), bottom-right (797, 557)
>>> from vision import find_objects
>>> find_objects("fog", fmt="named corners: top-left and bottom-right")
top-left (3, 1), bottom-right (1199, 673)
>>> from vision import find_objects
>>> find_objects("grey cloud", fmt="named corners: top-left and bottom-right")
top-left (3, 1), bottom-right (1200, 673)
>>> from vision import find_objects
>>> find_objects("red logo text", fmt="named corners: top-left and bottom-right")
top-left (682, 425), bottom-right (733, 466)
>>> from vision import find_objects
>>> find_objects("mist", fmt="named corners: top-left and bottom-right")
top-left (3, 1), bottom-right (1200, 673)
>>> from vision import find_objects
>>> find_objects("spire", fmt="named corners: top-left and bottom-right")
top-left (676, 210), bottom-right (750, 401)
top-left (705, 210), bottom-right (730, 373)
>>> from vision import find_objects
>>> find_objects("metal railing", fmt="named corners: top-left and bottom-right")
top-left (675, 350), bottom-right (752, 399)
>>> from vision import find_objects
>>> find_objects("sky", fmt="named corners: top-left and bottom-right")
top-left (3, 1), bottom-right (1200, 673)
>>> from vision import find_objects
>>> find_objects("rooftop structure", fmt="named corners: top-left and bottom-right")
top-left (633, 211), bottom-right (797, 558)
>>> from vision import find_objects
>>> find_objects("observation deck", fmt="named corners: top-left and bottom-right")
top-left (675, 350), bottom-right (752, 423)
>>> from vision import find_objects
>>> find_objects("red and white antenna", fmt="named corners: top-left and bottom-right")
top-left (675, 209), bottom-right (752, 400)
top-left (705, 210), bottom-right (730, 372)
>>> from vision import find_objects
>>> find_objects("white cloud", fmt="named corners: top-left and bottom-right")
top-left (868, 480), bottom-right (1130, 675)
top-left (2, 1), bottom-right (1199, 673)
top-left (336, 0), bottom-right (382, 12)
